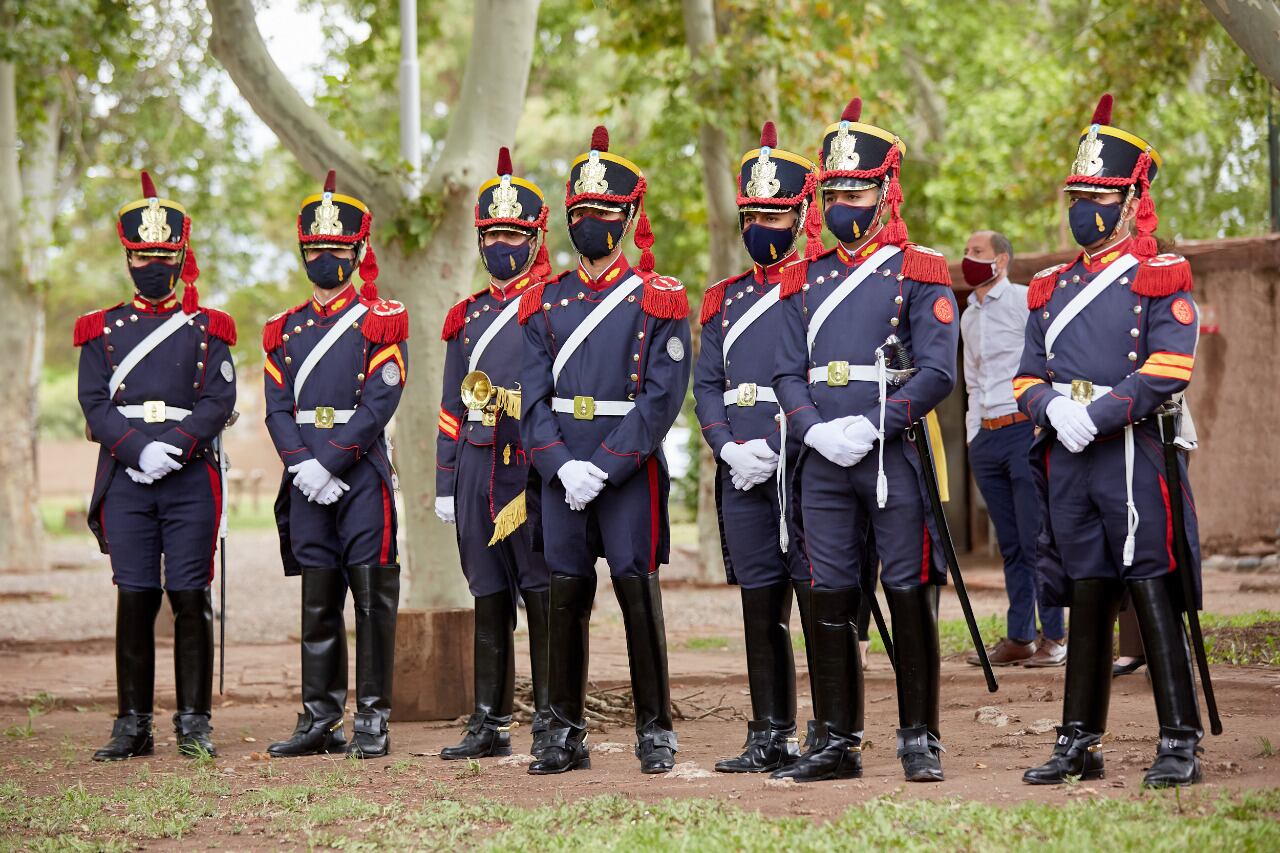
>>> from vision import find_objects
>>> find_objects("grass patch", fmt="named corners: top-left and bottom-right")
top-left (1201, 611), bottom-right (1280, 666)
top-left (863, 612), bottom-right (1004, 658)
top-left (683, 636), bottom-right (730, 651)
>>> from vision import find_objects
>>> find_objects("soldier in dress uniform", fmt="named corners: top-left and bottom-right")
top-left (694, 121), bottom-right (817, 774)
top-left (1018, 95), bottom-right (1206, 788)
top-left (434, 148), bottom-right (552, 760)
top-left (77, 171), bottom-right (237, 760)
top-left (772, 97), bottom-right (958, 783)
top-left (263, 170), bottom-right (408, 760)
top-left (519, 126), bottom-right (691, 775)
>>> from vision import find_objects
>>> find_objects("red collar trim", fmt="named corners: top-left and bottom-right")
top-left (754, 249), bottom-right (799, 285)
top-left (576, 252), bottom-right (631, 292)
top-left (1082, 237), bottom-right (1134, 272)
top-left (132, 294), bottom-right (180, 314)
top-left (312, 284), bottom-right (357, 317)
top-left (491, 274), bottom-right (534, 301)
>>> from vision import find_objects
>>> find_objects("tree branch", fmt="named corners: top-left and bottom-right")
top-left (1204, 0), bottom-right (1280, 92)
top-left (206, 0), bottom-right (401, 211)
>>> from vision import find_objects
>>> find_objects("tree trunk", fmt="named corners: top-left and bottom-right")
top-left (0, 59), bottom-right (45, 570)
top-left (1203, 0), bottom-right (1280, 91)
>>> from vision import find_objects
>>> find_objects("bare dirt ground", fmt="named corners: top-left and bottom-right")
top-left (1, 530), bottom-right (1278, 847)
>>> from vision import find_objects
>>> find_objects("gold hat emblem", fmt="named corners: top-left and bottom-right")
top-left (488, 176), bottom-right (523, 219)
top-left (311, 193), bottom-right (344, 237)
top-left (1072, 126), bottom-right (1105, 177)
top-left (138, 199), bottom-right (172, 243)
top-left (573, 152), bottom-right (610, 195)
top-left (826, 124), bottom-right (860, 171)
top-left (745, 149), bottom-right (781, 198)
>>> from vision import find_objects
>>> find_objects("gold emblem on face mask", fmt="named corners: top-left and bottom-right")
top-left (489, 176), bottom-right (523, 219)
top-left (574, 152), bottom-right (610, 195)
top-left (745, 150), bottom-right (781, 198)
top-left (1072, 127), bottom-right (1105, 177)
top-left (311, 194), bottom-right (344, 237)
top-left (138, 199), bottom-right (172, 243)
top-left (826, 124), bottom-right (860, 171)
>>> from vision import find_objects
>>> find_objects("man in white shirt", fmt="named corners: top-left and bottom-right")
top-left (960, 230), bottom-right (1065, 667)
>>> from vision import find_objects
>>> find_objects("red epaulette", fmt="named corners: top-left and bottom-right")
top-left (440, 292), bottom-right (478, 341)
top-left (1027, 263), bottom-right (1071, 310)
top-left (639, 271), bottom-right (689, 320)
top-left (517, 280), bottom-right (549, 325)
top-left (73, 304), bottom-right (121, 347)
top-left (202, 308), bottom-right (237, 345)
top-left (699, 274), bottom-right (742, 325)
top-left (262, 301), bottom-right (307, 353)
top-left (780, 247), bottom-right (836, 299)
top-left (1131, 253), bottom-right (1193, 298)
top-left (361, 297), bottom-right (409, 344)
top-left (900, 243), bottom-right (952, 285)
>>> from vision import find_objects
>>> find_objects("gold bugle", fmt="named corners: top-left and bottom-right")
top-left (461, 370), bottom-right (494, 410)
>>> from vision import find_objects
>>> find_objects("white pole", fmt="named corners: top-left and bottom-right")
top-left (399, 0), bottom-right (422, 194)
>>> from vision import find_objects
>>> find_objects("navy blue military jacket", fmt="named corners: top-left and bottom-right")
top-left (75, 291), bottom-right (238, 552)
top-left (773, 238), bottom-right (959, 438)
top-left (519, 253), bottom-right (691, 485)
top-left (694, 253), bottom-right (795, 457)
top-left (262, 282), bottom-right (408, 507)
top-left (437, 274), bottom-right (537, 507)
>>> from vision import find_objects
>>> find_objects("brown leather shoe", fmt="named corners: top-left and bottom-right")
top-left (1024, 636), bottom-right (1067, 667)
top-left (968, 637), bottom-right (1034, 667)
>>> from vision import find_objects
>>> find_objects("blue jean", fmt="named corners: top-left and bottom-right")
top-left (968, 420), bottom-right (1064, 642)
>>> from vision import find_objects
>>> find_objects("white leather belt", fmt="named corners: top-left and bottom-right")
top-left (551, 397), bottom-right (635, 419)
top-left (1051, 381), bottom-right (1114, 402)
top-left (117, 403), bottom-right (191, 423)
top-left (296, 408), bottom-right (357, 427)
top-left (809, 363), bottom-right (879, 386)
top-left (723, 384), bottom-right (778, 407)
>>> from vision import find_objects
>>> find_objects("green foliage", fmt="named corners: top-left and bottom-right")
top-left (683, 635), bottom-right (730, 650)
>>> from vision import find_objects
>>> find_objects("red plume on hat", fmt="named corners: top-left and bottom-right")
top-left (841, 97), bottom-right (862, 123)
top-left (1091, 93), bottom-right (1113, 126)
top-left (496, 147), bottom-right (513, 175)
top-left (760, 121), bottom-right (778, 148)
top-left (140, 170), bottom-right (158, 198)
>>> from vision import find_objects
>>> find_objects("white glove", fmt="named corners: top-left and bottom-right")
top-left (314, 476), bottom-right (350, 506)
top-left (803, 417), bottom-right (863, 467)
top-left (288, 458), bottom-right (334, 501)
top-left (720, 440), bottom-right (778, 490)
top-left (1046, 396), bottom-right (1098, 453)
top-left (138, 441), bottom-right (183, 480)
top-left (841, 416), bottom-right (879, 465)
top-left (125, 468), bottom-right (154, 485)
top-left (558, 460), bottom-right (608, 511)
top-left (435, 496), bottom-right (456, 524)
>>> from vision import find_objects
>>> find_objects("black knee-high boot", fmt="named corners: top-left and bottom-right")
top-left (884, 584), bottom-right (944, 783)
top-left (1023, 578), bottom-right (1122, 784)
top-left (347, 564), bottom-right (399, 758)
top-left (771, 587), bottom-right (863, 782)
top-left (791, 580), bottom-right (819, 748)
top-left (269, 568), bottom-right (349, 757)
top-left (612, 574), bottom-right (678, 774)
top-left (523, 588), bottom-right (552, 757)
top-left (93, 588), bottom-right (163, 761)
top-left (716, 582), bottom-right (799, 773)
top-left (1129, 577), bottom-right (1203, 787)
top-left (441, 591), bottom-right (516, 759)
top-left (528, 574), bottom-right (595, 775)
top-left (169, 588), bottom-right (216, 757)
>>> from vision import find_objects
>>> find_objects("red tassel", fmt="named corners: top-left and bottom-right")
top-left (324, 169), bottom-right (336, 193)
top-left (1026, 264), bottom-right (1068, 310)
top-left (1091, 93), bottom-right (1113, 126)
top-left (901, 245), bottom-right (952, 286)
top-left (182, 282), bottom-right (199, 313)
top-left (760, 121), bottom-right (777, 148)
top-left (263, 312), bottom-right (289, 353)
top-left (699, 278), bottom-right (730, 325)
top-left (362, 304), bottom-right (409, 344)
top-left (180, 243), bottom-right (199, 284)
top-left (841, 97), bottom-right (862, 122)
top-left (880, 148), bottom-right (909, 247)
top-left (530, 242), bottom-right (552, 283)
top-left (780, 260), bottom-right (809, 298)
top-left (1132, 255), bottom-right (1193, 297)
top-left (441, 296), bottom-right (472, 341)
top-left (359, 245), bottom-right (379, 300)
top-left (140, 171), bottom-right (157, 198)
top-left (1131, 152), bottom-right (1158, 260)
top-left (496, 147), bottom-right (513, 175)
top-left (640, 275), bottom-right (689, 320)
top-left (204, 308), bottom-right (238, 345)
top-left (518, 282), bottom-right (547, 325)
top-left (803, 192), bottom-right (824, 260)
top-left (590, 125), bottom-right (610, 152)
top-left (73, 310), bottom-right (107, 346)
top-left (634, 198), bottom-right (656, 273)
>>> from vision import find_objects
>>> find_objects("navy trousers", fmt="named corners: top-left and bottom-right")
top-left (456, 440), bottom-right (549, 598)
top-left (717, 465), bottom-right (808, 589)
top-left (969, 420), bottom-right (1064, 642)
top-left (287, 458), bottom-right (397, 569)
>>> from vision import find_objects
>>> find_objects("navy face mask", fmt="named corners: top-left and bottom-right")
top-left (569, 214), bottom-right (627, 261)
top-left (481, 239), bottom-right (532, 280)
top-left (742, 223), bottom-right (796, 267)
top-left (1069, 199), bottom-right (1124, 247)
top-left (825, 203), bottom-right (879, 245)
top-left (304, 252), bottom-right (356, 289)
top-left (129, 259), bottom-right (180, 300)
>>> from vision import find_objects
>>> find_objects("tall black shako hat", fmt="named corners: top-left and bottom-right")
top-left (117, 170), bottom-right (201, 312)
top-left (475, 147), bottom-right (552, 281)
top-left (298, 169), bottom-right (381, 299)
top-left (1063, 93), bottom-right (1163, 259)
top-left (817, 96), bottom-right (910, 246)
top-left (738, 121), bottom-right (816, 214)
top-left (564, 125), bottom-right (657, 273)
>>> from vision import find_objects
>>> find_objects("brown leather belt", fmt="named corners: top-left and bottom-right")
top-left (980, 412), bottom-right (1029, 431)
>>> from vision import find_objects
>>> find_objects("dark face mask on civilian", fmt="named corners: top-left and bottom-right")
top-left (961, 256), bottom-right (1000, 287)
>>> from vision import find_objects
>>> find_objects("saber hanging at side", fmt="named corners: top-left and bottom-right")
top-left (216, 410), bottom-right (239, 694)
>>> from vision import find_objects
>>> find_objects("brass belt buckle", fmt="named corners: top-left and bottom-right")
top-left (314, 406), bottom-right (336, 429)
top-left (573, 396), bottom-right (595, 420)
top-left (736, 382), bottom-right (757, 407)
top-left (1070, 379), bottom-right (1094, 405)
top-left (142, 401), bottom-right (166, 423)
top-left (827, 361), bottom-right (850, 387)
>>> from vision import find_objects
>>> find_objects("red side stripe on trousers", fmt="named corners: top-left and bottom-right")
top-left (647, 457), bottom-right (660, 573)
top-left (920, 522), bottom-right (931, 584)
top-left (380, 482), bottom-right (393, 564)
top-left (206, 461), bottom-right (222, 583)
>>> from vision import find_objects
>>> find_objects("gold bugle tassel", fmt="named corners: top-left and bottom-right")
top-left (487, 492), bottom-right (527, 545)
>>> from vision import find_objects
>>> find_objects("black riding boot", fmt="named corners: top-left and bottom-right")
top-left (885, 584), bottom-right (944, 782)
top-left (771, 587), bottom-right (863, 782)
top-left (1130, 577), bottom-right (1204, 787)
top-left (94, 588), bottom-right (163, 761)
top-left (716, 583), bottom-right (799, 773)
top-left (441, 591), bottom-right (516, 760)
top-left (523, 588), bottom-right (553, 757)
top-left (169, 588), bottom-right (216, 757)
top-left (528, 574), bottom-right (594, 775)
top-left (791, 581), bottom-right (819, 749)
top-left (1024, 578), bottom-right (1122, 784)
top-left (612, 574), bottom-right (678, 774)
top-left (346, 564), bottom-right (399, 758)
top-left (269, 568), bottom-right (349, 757)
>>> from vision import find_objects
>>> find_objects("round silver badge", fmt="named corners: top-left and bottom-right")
top-left (665, 337), bottom-right (685, 362)
top-left (381, 361), bottom-right (401, 386)
top-left (220, 360), bottom-right (234, 383)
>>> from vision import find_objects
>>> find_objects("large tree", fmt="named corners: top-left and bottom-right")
top-left (1204, 0), bottom-right (1280, 91)
top-left (207, 0), bottom-right (540, 608)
